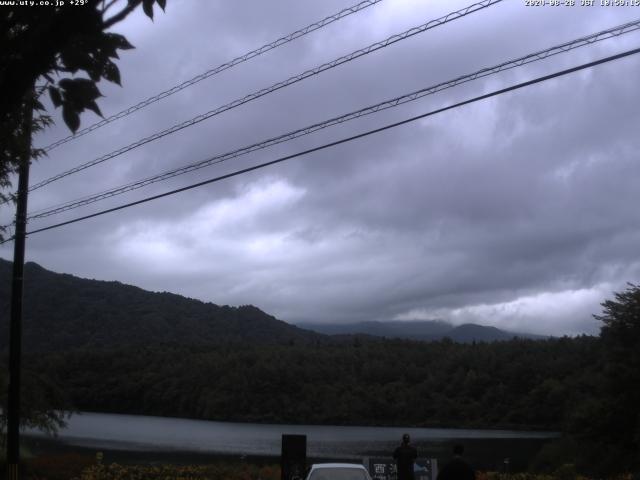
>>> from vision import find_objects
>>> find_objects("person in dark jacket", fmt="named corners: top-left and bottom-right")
top-left (436, 444), bottom-right (475, 480)
top-left (393, 433), bottom-right (418, 480)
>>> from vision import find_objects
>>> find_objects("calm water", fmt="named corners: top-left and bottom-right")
top-left (26, 412), bottom-right (557, 461)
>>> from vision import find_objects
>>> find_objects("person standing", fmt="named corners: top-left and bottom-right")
top-left (436, 444), bottom-right (475, 480)
top-left (393, 433), bottom-right (418, 480)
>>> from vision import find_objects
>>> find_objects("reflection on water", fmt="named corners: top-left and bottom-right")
top-left (26, 412), bottom-right (557, 459)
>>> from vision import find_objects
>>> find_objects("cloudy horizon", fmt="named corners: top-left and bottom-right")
top-left (2, 0), bottom-right (640, 336)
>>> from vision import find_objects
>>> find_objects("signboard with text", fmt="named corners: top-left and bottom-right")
top-left (368, 458), bottom-right (437, 480)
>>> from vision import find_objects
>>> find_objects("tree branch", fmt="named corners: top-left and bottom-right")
top-left (103, 0), bottom-right (141, 29)
top-left (101, 0), bottom-right (121, 16)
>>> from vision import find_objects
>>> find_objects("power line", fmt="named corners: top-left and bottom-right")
top-left (8, 45), bottom-right (638, 242)
top-left (28, 0), bottom-right (503, 192)
top-left (40, 0), bottom-right (385, 152)
top-left (25, 18), bottom-right (640, 221)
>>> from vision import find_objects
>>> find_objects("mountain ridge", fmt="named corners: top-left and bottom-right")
top-left (296, 319), bottom-right (548, 342)
top-left (0, 258), bottom-right (545, 352)
top-left (0, 258), bottom-right (322, 353)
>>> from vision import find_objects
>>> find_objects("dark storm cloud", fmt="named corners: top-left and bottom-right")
top-left (2, 0), bottom-right (640, 335)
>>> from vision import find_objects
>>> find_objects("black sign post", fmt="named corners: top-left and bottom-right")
top-left (281, 434), bottom-right (307, 480)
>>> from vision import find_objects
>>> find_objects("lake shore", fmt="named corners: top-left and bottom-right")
top-left (23, 435), bottom-right (282, 466)
top-left (23, 432), bottom-right (553, 472)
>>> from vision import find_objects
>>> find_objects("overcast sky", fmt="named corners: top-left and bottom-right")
top-left (2, 0), bottom-right (640, 335)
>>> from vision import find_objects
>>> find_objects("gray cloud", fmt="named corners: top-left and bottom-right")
top-left (2, 0), bottom-right (640, 335)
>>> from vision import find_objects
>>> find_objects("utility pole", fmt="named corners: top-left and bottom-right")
top-left (6, 92), bottom-right (33, 480)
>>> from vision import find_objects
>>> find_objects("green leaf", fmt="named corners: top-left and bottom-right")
top-left (58, 78), bottom-right (75, 90)
top-left (62, 105), bottom-right (80, 132)
top-left (103, 45), bottom-right (120, 60)
top-left (142, 0), bottom-right (154, 19)
top-left (102, 61), bottom-right (121, 86)
top-left (58, 78), bottom-right (103, 124)
top-left (87, 59), bottom-right (103, 82)
top-left (86, 100), bottom-right (103, 117)
top-left (49, 87), bottom-right (62, 108)
top-left (60, 78), bottom-right (102, 105)
top-left (105, 33), bottom-right (134, 51)
top-left (59, 43), bottom-right (88, 74)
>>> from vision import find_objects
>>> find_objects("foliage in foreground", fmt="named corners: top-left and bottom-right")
top-left (70, 462), bottom-right (281, 480)
top-left (478, 473), bottom-right (634, 480)
top-left (0, 366), bottom-right (72, 444)
top-left (0, 0), bottom-right (167, 239)
top-left (25, 452), bottom-right (95, 480)
top-left (47, 464), bottom-right (634, 480)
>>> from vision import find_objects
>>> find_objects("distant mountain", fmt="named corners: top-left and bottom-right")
top-left (0, 259), bottom-right (322, 353)
top-left (298, 320), bottom-right (449, 337)
top-left (297, 320), bottom-right (546, 343)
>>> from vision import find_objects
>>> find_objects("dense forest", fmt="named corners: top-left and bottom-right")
top-left (7, 333), bottom-right (632, 474)
top-left (22, 337), bottom-right (597, 430)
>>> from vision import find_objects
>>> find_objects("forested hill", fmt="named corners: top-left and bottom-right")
top-left (0, 258), bottom-right (322, 352)
top-left (298, 320), bottom-right (547, 342)
top-left (0, 259), bottom-right (545, 353)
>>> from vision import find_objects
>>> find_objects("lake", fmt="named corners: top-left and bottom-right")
top-left (25, 412), bottom-right (557, 470)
